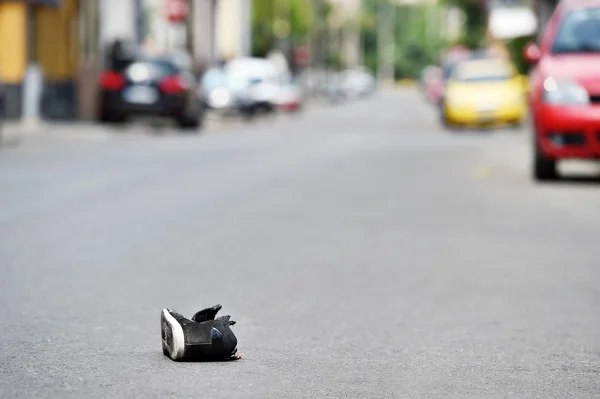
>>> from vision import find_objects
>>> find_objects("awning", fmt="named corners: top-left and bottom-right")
top-left (488, 6), bottom-right (538, 39)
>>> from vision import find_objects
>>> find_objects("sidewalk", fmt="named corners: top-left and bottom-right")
top-left (0, 96), bottom-right (383, 147)
top-left (0, 114), bottom-right (259, 146)
top-left (1, 120), bottom-right (112, 147)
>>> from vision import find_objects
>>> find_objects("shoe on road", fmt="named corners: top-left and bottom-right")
top-left (161, 304), bottom-right (240, 361)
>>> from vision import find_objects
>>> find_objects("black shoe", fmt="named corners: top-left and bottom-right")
top-left (161, 304), bottom-right (240, 361)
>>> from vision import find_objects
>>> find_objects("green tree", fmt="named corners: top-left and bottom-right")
top-left (252, 0), bottom-right (276, 56)
top-left (251, 0), bottom-right (314, 57)
top-left (360, 0), bottom-right (447, 79)
top-left (441, 0), bottom-right (486, 49)
top-left (505, 35), bottom-right (535, 74)
top-left (394, 5), bottom-right (446, 79)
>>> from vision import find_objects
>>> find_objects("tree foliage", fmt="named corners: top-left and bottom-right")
top-left (505, 35), bottom-right (535, 74)
top-left (251, 0), bottom-right (314, 57)
top-left (440, 0), bottom-right (486, 49)
top-left (361, 0), bottom-right (447, 79)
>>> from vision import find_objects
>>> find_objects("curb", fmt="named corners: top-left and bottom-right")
top-left (0, 131), bottom-right (23, 148)
top-left (395, 79), bottom-right (418, 87)
top-left (1, 121), bottom-right (113, 147)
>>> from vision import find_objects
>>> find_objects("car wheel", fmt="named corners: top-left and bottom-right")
top-left (510, 117), bottom-right (525, 131)
top-left (440, 111), bottom-right (457, 131)
top-left (241, 106), bottom-right (256, 121)
top-left (98, 109), bottom-right (109, 124)
top-left (533, 139), bottom-right (558, 181)
top-left (98, 108), bottom-right (115, 124)
top-left (98, 109), bottom-right (127, 125)
top-left (178, 117), bottom-right (200, 131)
top-left (177, 108), bottom-right (201, 131)
top-left (265, 105), bottom-right (277, 118)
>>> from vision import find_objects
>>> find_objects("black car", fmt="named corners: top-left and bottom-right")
top-left (97, 56), bottom-right (204, 130)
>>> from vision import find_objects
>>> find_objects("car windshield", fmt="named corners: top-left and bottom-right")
top-left (122, 58), bottom-right (178, 80)
top-left (552, 7), bottom-right (600, 54)
top-left (452, 59), bottom-right (513, 82)
top-left (227, 72), bottom-right (252, 92)
top-left (145, 59), bottom-right (178, 75)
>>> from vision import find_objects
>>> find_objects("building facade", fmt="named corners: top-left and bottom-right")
top-left (0, 0), bottom-right (80, 120)
top-left (216, 0), bottom-right (252, 61)
top-left (145, 0), bottom-right (251, 67)
top-left (0, 0), bottom-right (250, 122)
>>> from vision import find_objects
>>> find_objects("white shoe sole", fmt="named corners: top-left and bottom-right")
top-left (161, 309), bottom-right (185, 360)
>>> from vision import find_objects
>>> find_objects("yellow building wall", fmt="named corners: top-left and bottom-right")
top-left (217, 0), bottom-right (241, 60)
top-left (0, 2), bottom-right (27, 83)
top-left (36, 0), bottom-right (79, 81)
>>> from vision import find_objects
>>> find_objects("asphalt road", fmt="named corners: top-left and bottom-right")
top-left (1, 89), bottom-right (599, 398)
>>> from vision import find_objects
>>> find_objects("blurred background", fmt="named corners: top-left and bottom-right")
top-left (0, 0), bottom-right (546, 124)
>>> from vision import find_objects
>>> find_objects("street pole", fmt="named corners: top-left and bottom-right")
top-left (135, 0), bottom-right (144, 44)
top-left (242, 0), bottom-right (252, 56)
top-left (209, 0), bottom-right (217, 65)
top-left (274, 0), bottom-right (292, 53)
top-left (307, 0), bottom-right (316, 68)
top-left (341, 0), bottom-right (361, 68)
top-left (186, 0), bottom-right (195, 57)
top-left (359, 0), bottom-right (364, 66)
top-left (307, 0), bottom-right (321, 96)
top-left (377, 0), bottom-right (395, 85)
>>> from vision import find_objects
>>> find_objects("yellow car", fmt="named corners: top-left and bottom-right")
top-left (442, 58), bottom-right (528, 128)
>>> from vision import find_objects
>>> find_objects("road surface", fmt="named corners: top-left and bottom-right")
top-left (1, 90), bottom-right (599, 398)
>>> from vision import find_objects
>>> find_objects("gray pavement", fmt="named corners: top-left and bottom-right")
top-left (1, 89), bottom-right (599, 398)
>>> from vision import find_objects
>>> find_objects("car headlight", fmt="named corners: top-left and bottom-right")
top-left (543, 78), bottom-right (589, 105)
top-left (209, 88), bottom-right (230, 108)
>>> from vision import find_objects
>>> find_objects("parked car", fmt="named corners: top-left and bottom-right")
top-left (341, 67), bottom-right (376, 98)
top-left (438, 47), bottom-right (472, 116)
top-left (524, 0), bottom-right (600, 181)
top-left (200, 66), bottom-right (234, 113)
top-left (225, 57), bottom-right (280, 119)
top-left (274, 76), bottom-right (304, 113)
top-left (441, 57), bottom-right (528, 129)
top-left (97, 55), bottom-right (204, 130)
top-left (324, 72), bottom-right (347, 103)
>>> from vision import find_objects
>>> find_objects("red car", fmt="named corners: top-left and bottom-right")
top-left (524, 0), bottom-right (600, 180)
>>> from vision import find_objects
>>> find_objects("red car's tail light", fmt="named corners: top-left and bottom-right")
top-left (159, 76), bottom-right (186, 94)
top-left (98, 71), bottom-right (125, 91)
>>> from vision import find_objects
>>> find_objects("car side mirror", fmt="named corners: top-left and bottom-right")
top-left (523, 43), bottom-right (541, 64)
